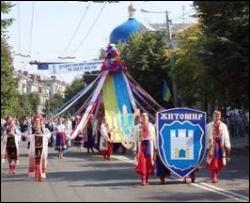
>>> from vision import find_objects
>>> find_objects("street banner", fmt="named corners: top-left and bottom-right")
top-left (37, 60), bottom-right (103, 74)
top-left (157, 108), bottom-right (206, 178)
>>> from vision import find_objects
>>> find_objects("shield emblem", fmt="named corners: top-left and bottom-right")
top-left (157, 108), bottom-right (206, 178)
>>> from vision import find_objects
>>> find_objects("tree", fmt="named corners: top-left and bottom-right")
top-left (121, 32), bottom-right (171, 106)
top-left (63, 77), bottom-right (88, 115)
top-left (1, 1), bottom-right (19, 118)
top-left (1, 1), bottom-right (13, 36)
top-left (27, 92), bottom-right (41, 114)
top-left (193, 1), bottom-right (249, 108)
top-left (168, 24), bottom-right (214, 110)
top-left (44, 93), bottom-right (64, 115)
top-left (15, 94), bottom-right (32, 119)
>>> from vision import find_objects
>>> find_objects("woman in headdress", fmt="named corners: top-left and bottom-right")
top-left (99, 117), bottom-right (113, 160)
top-left (1, 119), bottom-right (20, 175)
top-left (55, 118), bottom-right (67, 159)
top-left (28, 113), bottom-right (48, 181)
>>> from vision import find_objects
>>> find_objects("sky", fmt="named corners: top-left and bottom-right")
top-left (5, 1), bottom-right (196, 83)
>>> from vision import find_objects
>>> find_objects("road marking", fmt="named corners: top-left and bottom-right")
top-left (191, 183), bottom-right (248, 202)
top-left (112, 155), bottom-right (134, 164)
top-left (200, 182), bottom-right (249, 201)
top-left (112, 155), bottom-right (249, 202)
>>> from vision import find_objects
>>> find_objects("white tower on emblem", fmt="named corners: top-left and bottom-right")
top-left (170, 129), bottom-right (194, 160)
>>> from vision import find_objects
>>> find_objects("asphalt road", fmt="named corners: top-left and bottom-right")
top-left (1, 142), bottom-right (249, 202)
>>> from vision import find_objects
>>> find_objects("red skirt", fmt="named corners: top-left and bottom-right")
top-left (206, 142), bottom-right (224, 171)
top-left (135, 142), bottom-right (154, 176)
top-left (206, 156), bottom-right (224, 171)
top-left (100, 142), bottom-right (113, 157)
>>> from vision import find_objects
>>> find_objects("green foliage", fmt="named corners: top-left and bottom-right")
top-left (1, 1), bottom-right (14, 36)
top-left (44, 93), bottom-right (64, 115)
top-left (121, 32), bottom-right (171, 106)
top-left (1, 2), bottom-right (19, 118)
top-left (194, 1), bottom-right (249, 108)
top-left (10, 93), bottom-right (41, 118)
top-left (63, 77), bottom-right (88, 115)
top-left (169, 25), bottom-right (209, 107)
top-left (15, 94), bottom-right (32, 118)
top-left (27, 92), bottom-right (41, 113)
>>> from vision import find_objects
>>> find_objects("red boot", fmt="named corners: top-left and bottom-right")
top-left (211, 171), bottom-right (218, 183)
top-left (141, 175), bottom-right (146, 186)
top-left (145, 175), bottom-right (149, 185)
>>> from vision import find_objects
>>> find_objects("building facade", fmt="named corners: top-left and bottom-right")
top-left (16, 70), bottom-right (67, 112)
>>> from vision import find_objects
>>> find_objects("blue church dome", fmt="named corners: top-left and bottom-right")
top-left (110, 4), bottom-right (145, 44)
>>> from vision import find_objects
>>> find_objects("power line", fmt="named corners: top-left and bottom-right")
top-left (60, 1), bottom-right (91, 58)
top-left (29, 1), bottom-right (35, 56)
top-left (71, 2), bottom-right (107, 56)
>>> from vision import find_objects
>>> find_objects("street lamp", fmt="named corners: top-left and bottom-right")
top-left (141, 8), bottom-right (177, 107)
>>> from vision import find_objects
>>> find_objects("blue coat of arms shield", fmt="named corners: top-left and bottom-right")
top-left (157, 108), bottom-right (206, 178)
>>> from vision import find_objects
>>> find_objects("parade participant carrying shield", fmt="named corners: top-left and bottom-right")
top-left (99, 117), bottom-right (113, 160)
top-left (28, 112), bottom-right (49, 181)
top-left (206, 110), bottom-right (231, 183)
top-left (1, 119), bottom-right (20, 175)
top-left (133, 112), bottom-right (156, 186)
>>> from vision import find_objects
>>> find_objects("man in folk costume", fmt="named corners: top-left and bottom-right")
top-left (133, 113), bottom-right (156, 186)
top-left (28, 114), bottom-right (48, 181)
top-left (1, 119), bottom-right (20, 174)
top-left (99, 117), bottom-right (113, 160)
top-left (206, 110), bottom-right (231, 183)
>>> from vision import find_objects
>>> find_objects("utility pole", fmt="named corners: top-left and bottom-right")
top-left (141, 8), bottom-right (178, 107)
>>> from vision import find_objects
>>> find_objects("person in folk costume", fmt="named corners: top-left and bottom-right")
top-left (133, 112), bottom-right (157, 186)
top-left (1, 119), bottom-right (21, 175)
top-left (28, 114), bottom-right (49, 181)
top-left (99, 117), bottom-right (113, 160)
top-left (55, 118), bottom-right (67, 159)
top-left (206, 110), bottom-right (231, 183)
top-left (84, 115), bottom-right (95, 154)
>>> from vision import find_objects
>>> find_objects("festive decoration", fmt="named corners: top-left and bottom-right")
top-left (53, 44), bottom-right (162, 148)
